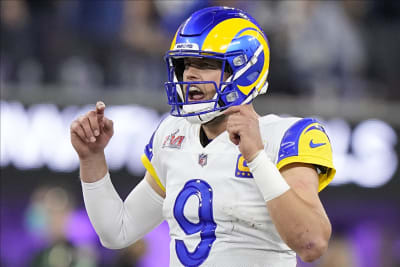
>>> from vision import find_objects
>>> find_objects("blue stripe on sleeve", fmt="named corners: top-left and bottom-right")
top-left (278, 118), bottom-right (318, 163)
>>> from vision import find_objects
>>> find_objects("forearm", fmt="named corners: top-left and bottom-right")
top-left (82, 173), bottom-right (164, 249)
top-left (79, 153), bottom-right (108, 182)
top-left (267, 190), bottom-right (331, 261)
top-left (247, 151), bottom-right (331, 261)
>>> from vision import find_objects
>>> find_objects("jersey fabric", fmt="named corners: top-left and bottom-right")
top-left (141, 114), bottom-right (335, 267)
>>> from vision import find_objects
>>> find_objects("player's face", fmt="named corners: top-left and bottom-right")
top-left (183, 57), bottom-right (230, 102)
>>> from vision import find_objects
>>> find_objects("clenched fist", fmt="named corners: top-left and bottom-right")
top-left (224, 104), bottom-right (264, 162)
top-left (70, 101), bottom-right (114, 160)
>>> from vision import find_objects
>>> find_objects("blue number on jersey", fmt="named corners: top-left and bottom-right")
top-left (173, 179), bottom-right (217, 267)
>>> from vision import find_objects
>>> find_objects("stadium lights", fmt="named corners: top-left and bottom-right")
top-left (1, 100), bottom-right (398, 188)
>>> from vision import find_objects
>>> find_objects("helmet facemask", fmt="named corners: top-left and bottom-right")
top-left (165, 51), bottom-right (249, 124)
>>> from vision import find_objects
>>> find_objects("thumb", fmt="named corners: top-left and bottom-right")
top-left (102, 117), bottom-right (114, 134)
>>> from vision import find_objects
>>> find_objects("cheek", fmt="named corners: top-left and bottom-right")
top-left (205, 85), bottom-right (216, 97)
top-left (207, 74), bottom-right (221, 94)
top-left (209, 71), bottom-right (223, 86)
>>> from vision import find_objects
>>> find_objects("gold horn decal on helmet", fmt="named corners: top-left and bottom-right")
top-left (202, 18), bottom-right (260, 53)
top-left (236, 29), bottom-right (270, 95)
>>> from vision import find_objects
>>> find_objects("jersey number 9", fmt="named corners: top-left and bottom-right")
top-left (173, 179), bottom-right (217, 267)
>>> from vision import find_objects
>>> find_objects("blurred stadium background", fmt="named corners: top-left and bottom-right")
top-left (1, 1), bottom-right (399, 267)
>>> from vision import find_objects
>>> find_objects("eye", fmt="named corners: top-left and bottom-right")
top-left (183, 60), bottom-right (221, 70)
top-left (184, 61), bottom-right (205, 70)
top-left (203, 63), bottom-right (219, 70)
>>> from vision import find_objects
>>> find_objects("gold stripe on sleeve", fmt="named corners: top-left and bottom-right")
top-left (141, 154), bottom-right (166, 192)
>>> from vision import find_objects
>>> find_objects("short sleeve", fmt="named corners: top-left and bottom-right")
top-left (276, 118), bottom-right (336, 192)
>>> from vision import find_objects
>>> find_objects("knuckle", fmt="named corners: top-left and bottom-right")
top-left (70, 121), bottom-right (78, 130)
top-left (88, 110), bottom-right (96, 117)
top-left (72, 121), bottom-right (83, 131)
top-left (78, 115), bottom-right (86, 123)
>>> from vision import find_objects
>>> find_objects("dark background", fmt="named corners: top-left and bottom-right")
top-left (1, 1), bottom-right (400, 267)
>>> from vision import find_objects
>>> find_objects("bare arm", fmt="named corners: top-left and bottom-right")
top-left (146, 170), bottom-right (166, 198)
top-left (268, 163), bottom-right (331, 262)
top-left (225, 105), bottom-right (331, 262)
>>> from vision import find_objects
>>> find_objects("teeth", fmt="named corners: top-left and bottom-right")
top-left (189, 86), bottom-right (201, 93)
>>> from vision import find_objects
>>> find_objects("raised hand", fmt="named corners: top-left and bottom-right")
top-left (70, 101), bottom-right (114, 160)
top-left (224, 105), bottom-right (264, 162)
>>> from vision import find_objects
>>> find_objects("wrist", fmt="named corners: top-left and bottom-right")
top-left (79, 153), bottom-right (108, 183)
top-left (79, 151), bottom-right (105, 163)
top-left (247, 149), bottom-right (264, 163)
top-left (247, 150), bottom-right (290, 202)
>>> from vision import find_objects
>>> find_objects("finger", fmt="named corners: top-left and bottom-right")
top-left (102, 117), bottom-right (114, 134)
top-left (79, 115), bottom-right (96, 143)
top-left (87, 110), bottom-right (100, 137)
top-left (70, 131), bottom-right (87, 146)
top-left (227, 112), bottom-right (243, 124)
top-left (226, 123), bottom-right (241, 145)
top-left (70, 121), bottom-right (90, 143)
top-left (228, 131), bottom-right (240, 145)
top-left (226, 114), bottom-right (247, 132)
top-left (96, 101), bottom-right (106, 114)
top-left (96, 101), bottom-right (106, 122)
top-left (223, 105), bottom-right (242, 116)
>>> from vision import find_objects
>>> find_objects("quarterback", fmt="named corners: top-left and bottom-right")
top-left (71, 6), bottom-right (336, 267)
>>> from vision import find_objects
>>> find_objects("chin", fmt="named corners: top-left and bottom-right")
top-left (203, 114), bottom-right (226, 126)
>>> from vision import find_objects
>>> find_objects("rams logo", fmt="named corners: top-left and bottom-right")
top-left (235, 154), bottom-right (253, 178)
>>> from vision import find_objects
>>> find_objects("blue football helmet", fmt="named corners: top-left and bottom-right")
top-left (164, 6), bottom-right (270, 124)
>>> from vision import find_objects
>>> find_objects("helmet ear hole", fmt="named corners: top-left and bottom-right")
top-left (172, 58), bottom-right (185, 81)
top-left (218, 98), bottom-right (226, 107)
top-left (224, 63), bottom-right (233, 75)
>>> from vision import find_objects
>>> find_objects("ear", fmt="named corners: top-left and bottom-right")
top-left (223, 71), bottom-right (232, 82)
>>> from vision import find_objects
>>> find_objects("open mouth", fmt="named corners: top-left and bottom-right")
top-left (188, 86), bottom-right (205, 102)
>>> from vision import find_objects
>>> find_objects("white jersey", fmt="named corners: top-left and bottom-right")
top-left (141, 114), bottom-right (335, 267)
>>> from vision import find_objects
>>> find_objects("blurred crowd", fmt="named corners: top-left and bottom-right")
top-left (24, 185), bottom-right (148, 267)
top-left (1, 0), bottom-right (400, 100)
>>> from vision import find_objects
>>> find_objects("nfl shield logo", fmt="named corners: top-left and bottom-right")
top-left (198, 153), bottom-right (208, 167)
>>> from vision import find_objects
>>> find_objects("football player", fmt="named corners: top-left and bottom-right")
top-left (71, 6), bottom-right (336, 267)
